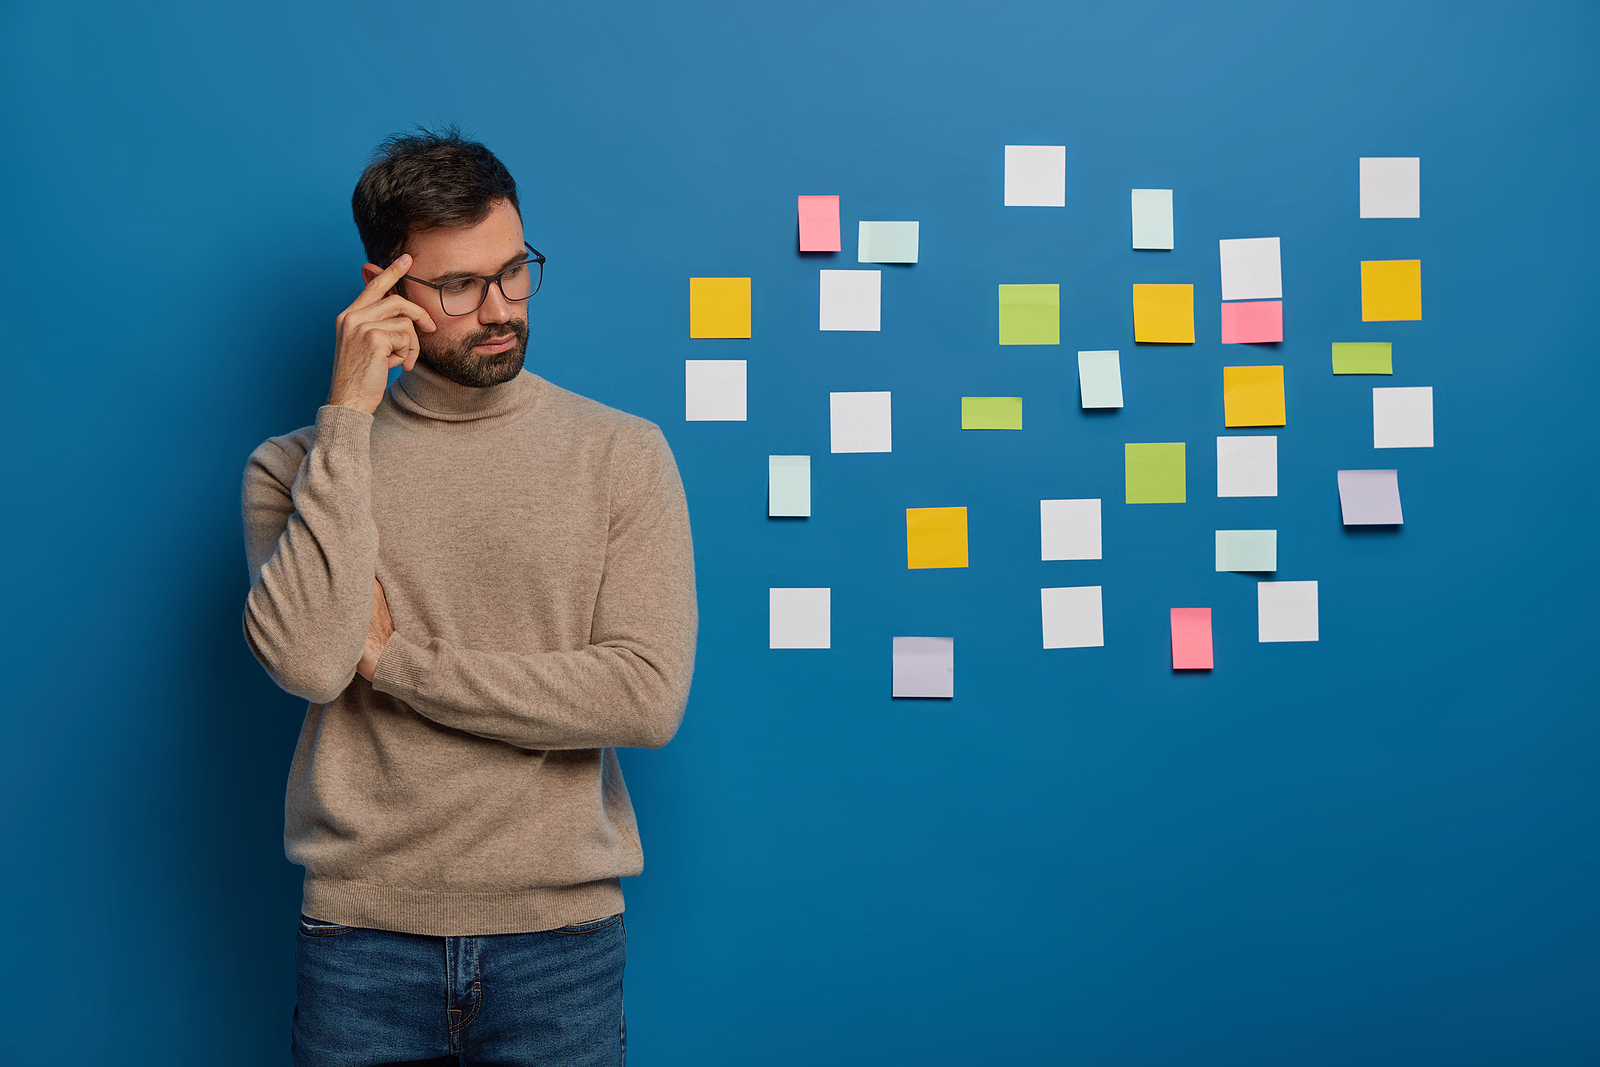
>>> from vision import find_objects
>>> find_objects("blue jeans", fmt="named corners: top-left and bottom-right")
top-left (292, 912), bottom-right (626, 1067)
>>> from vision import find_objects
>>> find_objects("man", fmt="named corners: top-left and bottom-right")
top-left (241, 128), bottom-right (697, 1066)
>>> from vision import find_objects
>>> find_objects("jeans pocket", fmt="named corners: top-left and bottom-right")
top-left (556, 913), bottom-right (622, 934)
top-left (298, 914), bottom-right (355, 938)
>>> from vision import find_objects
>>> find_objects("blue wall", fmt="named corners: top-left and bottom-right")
top-left (3, 2), bottom-right (1597, 1063)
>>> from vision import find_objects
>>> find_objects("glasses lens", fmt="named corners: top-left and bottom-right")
top-left (440, 277), bottom-right (487, 316)
top-left (499, 260), bottom-right (538, 301)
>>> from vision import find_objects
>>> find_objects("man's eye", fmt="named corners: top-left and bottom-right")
top-left (504, 264), bottom-right (527, 280)
top-left (441, 279), bottom-right (473, 294)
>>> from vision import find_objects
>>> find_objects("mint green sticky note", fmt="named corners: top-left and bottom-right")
top-left (768, 455), bottom-right (811, 517)
top-left (1215, 529), bottom-right (1277, 572)
top-left (998, 284), bottom-right (1060, 345)
top-left (1332, 342), bottom-right (1393, 374)
top-left (1125, 443), bottom-right (1185, 503)
top-left (961, 397), bottom-right (1023, 429)
top-left (858, 221), bottom-right (919, 264)
top-left (1077, 350), bottom-right (1124, 408)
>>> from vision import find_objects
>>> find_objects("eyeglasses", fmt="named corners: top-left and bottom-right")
top-left (399, 242), bottom-right (546, 316)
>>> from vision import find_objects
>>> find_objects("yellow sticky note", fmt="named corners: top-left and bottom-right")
top-left (1132, 284), bottom-right (1194, 343)
top-left (1223, 365), bottom-right (1286, 427)
top-left (906, 507), bottom-right (968, 569)
top-left (1361, 260), bottom-right (1421, 321)
top-left (689, 277), bottom-right (751, 338)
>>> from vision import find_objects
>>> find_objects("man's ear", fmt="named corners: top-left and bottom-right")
top-left (361, 263), bottom-right (384, 285)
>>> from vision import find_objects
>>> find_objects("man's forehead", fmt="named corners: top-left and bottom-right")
top-left (409, 202), bottom-right (523, 271)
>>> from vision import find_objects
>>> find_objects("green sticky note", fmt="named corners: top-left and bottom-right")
top-left (1332, 342), bottom-right (1393, 374)
top-left (961, 397), bottom-right (1023, 430)
top-left (1125, 442), bottom-right (1186, 504)
top-left (998, 284), bottom-right (1060, 345)
top-left (768, 455), bottom-right (811, 517)
top-left (1215, 529), bottom-right (1277, 572)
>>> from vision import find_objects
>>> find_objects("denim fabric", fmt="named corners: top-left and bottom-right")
top-left (292, 912), bottom-right (626, 1067)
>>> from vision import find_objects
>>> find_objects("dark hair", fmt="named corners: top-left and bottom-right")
top-left (351, 125), bottom-right (520, 266)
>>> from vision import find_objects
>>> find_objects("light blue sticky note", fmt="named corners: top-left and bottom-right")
top-left (769, 455), bottom-right (811, 517)
top-left (857, 221), bottom-right (919, 264)
top-left (1215, 529), bottom-right (1277, 572)
top-left (1077, 350), bottom-right (1124, 409)
top-left (1131, 189), bottom-right (1174, 250)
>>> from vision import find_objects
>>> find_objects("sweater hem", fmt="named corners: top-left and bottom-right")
top-left (302, 876), bottom-right (624, 936)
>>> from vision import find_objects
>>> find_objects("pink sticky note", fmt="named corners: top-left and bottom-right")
top-left (1220, 301), bottom-right (1283, 343)
top-left (1170, 608), bottom-right (1214, 669)
top-left (798, 195), bottom-right (841, 252)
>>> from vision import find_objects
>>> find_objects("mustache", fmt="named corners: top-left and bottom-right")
top-left (465, 320), bottom-right (529, 347)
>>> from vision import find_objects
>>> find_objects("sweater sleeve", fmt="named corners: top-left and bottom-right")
top-left (370, 422), bottom-right (698, 750)
top-left (240, 405), bottom-right (381, 705)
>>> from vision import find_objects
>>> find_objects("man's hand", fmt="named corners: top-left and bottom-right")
top-left (356, 577), bottom-right (396, 681)
top-left (329, 255), bottom-right (437, 415)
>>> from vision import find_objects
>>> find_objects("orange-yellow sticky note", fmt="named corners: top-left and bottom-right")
top-left (689, 277), bottom-right (752, 338)
top-left (1132, 284), bottom-right (1194, 343)
top-left (1223, 366), bottom-right (1286, 427)
top-left (906, 507), bottom-right (968, 569)
top-left (1361, 260), bottom-right (1421, 321)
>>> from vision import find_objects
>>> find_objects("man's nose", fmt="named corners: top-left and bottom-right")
top-left (479, 282), bottom-right (513, 324)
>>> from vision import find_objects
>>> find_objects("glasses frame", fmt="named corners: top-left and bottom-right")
top-left (398, 242), bottom-right (545, 316)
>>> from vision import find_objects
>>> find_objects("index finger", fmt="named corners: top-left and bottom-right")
top-left (351, 254), bottom-right (414, 311)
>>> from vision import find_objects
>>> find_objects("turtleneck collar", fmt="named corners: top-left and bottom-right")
top-left (388, 361), bottom-right (542, 423)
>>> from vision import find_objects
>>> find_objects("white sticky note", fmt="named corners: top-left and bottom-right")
top-left (1216, 436), bottom-right (1278, 497)
top-left (1215, 529), bottom-right (1277, 572)
top-left (892, 637), bottom-right (954, 698)
top-left (1360, 157), bottom-right (1420, 218)
top-left (1004, 145), bottom-right (1066, 207)
top-left (1131, 189), bottom-right (1173, 249)
top-left (1258, 580), bottom-right (1319, 642)
top-left (1218, 237), bottom-right (1282, 301)
top-left (1040, 499), bottom-right (1102, 561)
top-left (1338, 469), bottom-right (1403, 525)
top-left (858, 221), bottom-right (919, 264)
top-left (684, 360), bottom-right (746, 421)
top-left (819, 270), bottom-right (881, 331)
top-left (768, 455), bottom-right (810, 517)
top-left (1077, 350), bottom-right (1124, 409)
top-left (1042, 586), bottom-right (1104, 649)
top-left (830, 391), bottom-right (892, 453)
top-left (769, 588), bottom-right (830, 649)
top-left (1373, 386), bottom-right (1434, 448)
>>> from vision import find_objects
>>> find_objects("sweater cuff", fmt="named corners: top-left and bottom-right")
top-left (313, 403), bottom-right (375, 443)
top-left (372, 632), bottom-right (428, 700)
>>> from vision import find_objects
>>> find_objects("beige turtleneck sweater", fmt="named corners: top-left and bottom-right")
top-left (240, 364), bottom-right (697, 936)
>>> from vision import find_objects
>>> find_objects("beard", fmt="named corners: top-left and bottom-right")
top-left (417, 317), bottom-right (530, 388)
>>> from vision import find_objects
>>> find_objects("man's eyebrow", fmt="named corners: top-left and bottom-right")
top-left (424, 250), bottom-right (529, 285)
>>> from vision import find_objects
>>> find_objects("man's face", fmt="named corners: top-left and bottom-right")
top-left (378, 197), bottom-right (531, 388)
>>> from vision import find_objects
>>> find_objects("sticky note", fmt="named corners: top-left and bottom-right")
top-left (998, 284), bottom-right (1060, 344)
top-left (769, 588), bottom-right (830, 648)
top-left (1132, 284), bottom-right (1194, 343)
top-left (1004, 145), bottom-right (1065, 207)
top-left (858, 221), bottom-right (919, 264)
top-left (797, 195), bottom-right (841, 252)
top-left (1077, 350), bottom-right (1124, 408)
top-left (1361, 260), bottom-right (1421, 321)
top-left (961, 397), bottom-right (1022, 430)
top-left (1259, 581), bottom-right (1319, 642)
top-left (689, 277), bottom-right (751, 338)
top-left (768, 455), bottom-right (810, 517)
top-left (1360, 158), bottom-right (1420, 218)
top-left (1040, 499), bottom-right (1101, 561)
top-left (1223, 366), bottom-right (1286, 427)
top-left (1131, 189), bottom-right (1173, 250)
top-left (1332, 342), bottom-right (1392, 374)
top-left (820, 270), bottom-right (881, 331)
top-left (1215, 530), bottom-right (1277, 572)
top-left (1220, 301), bottom-right (1282, 344)
top-left (906, 507), bottom-right (968, 569)
top-left (1373, 386), bottom-right (1434, 448)
top-left (684, 360), bottom-right (746, 421)
top-left (892, 637), bottom-right (954, 698)
top-left (1042, 586), bottom-right (1104, 649)
top-left (1219, 238), bottom-right (1282, 301)
top-left (1170, 608), bottom-right (1213, 669)
top-left (1216, 436), bottom-right (1278, 497)
top-left (1338, 469), bottom-right (1403, 525)
top-left (1125, 443), bottom-right (1185, 504)
top-left (830, 391), bottom-right (892, 453)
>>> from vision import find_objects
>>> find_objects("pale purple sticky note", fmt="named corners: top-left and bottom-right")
top-left (1337, 469), bottom-right (1403, 525)
top-left (892, 637), bottom-right (954, 698)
